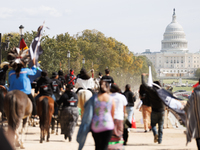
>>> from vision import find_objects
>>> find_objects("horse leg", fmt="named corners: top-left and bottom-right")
top-left (40, 128), bottom-right (43, 143)
top-left (15, 128), bottom-right (20, 147)
top-left (51, 117), bottom-right (55, 134)
top-left (56, 119), bottom-right (59, 135)
top-left (19, 118), bottom-right (26, 149)
top-left (47, 126), bottom-right (50, 142)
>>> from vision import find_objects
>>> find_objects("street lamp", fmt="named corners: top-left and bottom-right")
top-left (67, 50), bottom-right (70, 72)
top-left (82, 58), bottom-right (85, 68)
top-left (19, 25), bottom-right (24, 39)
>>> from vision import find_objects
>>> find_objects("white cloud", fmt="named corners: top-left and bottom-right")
top-left (0, 6), bottom-right (62, 19)
top-left (0, 8), bottom-right (15, 18)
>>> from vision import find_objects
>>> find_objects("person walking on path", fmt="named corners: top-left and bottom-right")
top-left (184, 79), bottom-right (200, 149)
top-left (139, 84), bottom-right (152, 132)
top-left (108, 83), bottom-right (127, 149)
top-left (57, 84), bottom-right (79, 141)
top-left (101, 68), bottom-right (114, 85)
top-left (91, 80), bottom-right (115, 150)
top-left (123, 84), bottom-right (136, 123)
top-left (141, 73), bottom-right (165, 144)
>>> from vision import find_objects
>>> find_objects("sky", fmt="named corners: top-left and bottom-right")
top-left (1, 0), bottom-right (200, 54)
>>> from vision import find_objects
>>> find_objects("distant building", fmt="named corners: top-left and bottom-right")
top-left (137, 9), bottom-right (200, 78)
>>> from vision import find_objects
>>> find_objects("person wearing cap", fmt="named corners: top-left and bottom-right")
top-left (0, 63), bottom-right (9, 91)
top-left (75, 68), bottom-right (95, 94)
top-left (56, 84), bottom-right (79, 141)
top-left (58, 70), bottom-right (66, 90)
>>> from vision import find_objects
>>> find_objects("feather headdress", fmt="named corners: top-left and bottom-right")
top-left (7, 47), bottom-right (30, 70)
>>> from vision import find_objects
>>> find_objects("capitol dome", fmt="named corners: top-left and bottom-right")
top-left (161, 9), bottom-right (188, 52)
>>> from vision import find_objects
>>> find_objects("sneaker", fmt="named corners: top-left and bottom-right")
top-left (154, 134), bottom-right (158, 143)
top-left (144, 130), bottom-right (147, 133)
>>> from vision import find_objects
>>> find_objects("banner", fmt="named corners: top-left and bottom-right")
top-left (156, 88), bottom-right (186, 126)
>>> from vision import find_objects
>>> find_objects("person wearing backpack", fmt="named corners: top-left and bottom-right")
top-left (65, 69), bottom-right (76, 86)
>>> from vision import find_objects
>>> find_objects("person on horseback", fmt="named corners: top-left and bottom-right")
top-left (0, 63), bottom-right (9, 91)
top-left (58, 70), bottom-right (66, 90)
top-left (65, 69), bottom-right (76, 87)
top-left (35, 70), bottom-right (56, 101)
top-left (75, 68), bottom-right (95, 94)
top-left (7, 48), bottom-right (37, 119)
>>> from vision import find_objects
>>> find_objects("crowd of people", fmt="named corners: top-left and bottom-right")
top-left (1, 47), bottom-right (200, 150)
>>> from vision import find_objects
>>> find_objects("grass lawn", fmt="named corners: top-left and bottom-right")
top-left (163, 79), bottom-right (198, 84)
top-left (163, 79), bottom-right (197, 92)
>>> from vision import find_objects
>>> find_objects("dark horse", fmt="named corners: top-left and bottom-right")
top-left (36, 96), bottom-right (54, 143)
top-left (4, 90), bottom-right (32, 149)
top-left (0, 85), bottom-right (7, 127)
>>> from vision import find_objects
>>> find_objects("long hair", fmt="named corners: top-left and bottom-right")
top-left (80, 68), bottom-right (90, 80)
top-left (99, 80), bottom-right (110, 94)
top-left (7, 47), bottom-right (30, 78)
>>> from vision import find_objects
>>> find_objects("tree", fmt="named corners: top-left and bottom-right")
top-left (195, 68), bottom-right (200, 78)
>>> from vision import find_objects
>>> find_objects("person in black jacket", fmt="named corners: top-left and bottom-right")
top-left (123, 84), bottom-right (136, 123)
top-left (139, 84), bottom-right (152, 132)
top-left (35, 70), bottom-right (56, 101)
top-left (57, 84), bottom-right (79, 141)
top-left (141, 73), bottom-right (165, 144)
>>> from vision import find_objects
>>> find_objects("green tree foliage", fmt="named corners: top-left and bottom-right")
top-left (195, 68), bottom-right (200, 78)
top-left (2, 29), bottom-right (156, 89)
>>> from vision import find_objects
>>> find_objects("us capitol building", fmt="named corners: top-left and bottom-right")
top-left (138, 9), bottom-right (200, 79)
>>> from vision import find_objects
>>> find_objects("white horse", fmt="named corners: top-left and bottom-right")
top-left (77, 89), bottom-right (93, 118)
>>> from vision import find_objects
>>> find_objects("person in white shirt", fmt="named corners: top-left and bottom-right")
top-left (109, 83), bottom-right (127, 149)
top-left (75, 68), bottom-right (95, 94)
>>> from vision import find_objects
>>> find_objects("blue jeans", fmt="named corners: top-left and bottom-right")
top-left (126, 106), bottom-right (134, 123)
top-left (151, 111), bottom-right (165, 143)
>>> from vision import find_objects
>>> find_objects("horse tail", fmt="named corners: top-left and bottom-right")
top-left (7, 93), bottom-right (19, 131)
top-left (41, 97), bottom-right (49, 128)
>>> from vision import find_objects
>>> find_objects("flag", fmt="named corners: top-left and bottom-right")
top-left (156, 88), bottom-right (186, 126)
top-left (19, 38), bottom-right (28, 50)
top-left (28, 25), bottom-right (44, 68)
top-left (192, 82), bottom-right (199, 88)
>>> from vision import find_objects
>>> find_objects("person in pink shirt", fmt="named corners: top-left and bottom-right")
top-left (91, 80), bottom-right (115, 150)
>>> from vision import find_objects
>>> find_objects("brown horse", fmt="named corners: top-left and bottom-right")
top-left (4, 90), bottom-right (32, 149)
top-left (36, 96), bottom-right (54, 143)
